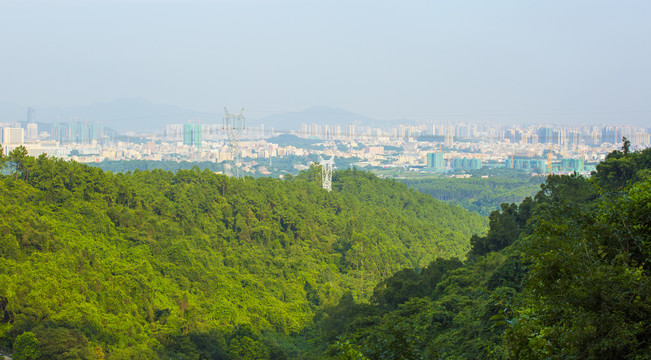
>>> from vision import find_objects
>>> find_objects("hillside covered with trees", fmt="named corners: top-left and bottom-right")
top-left (2, 141), bottom-right (648, 359)
top-left (322, 141), bottom-right (651, 359)
top-left (401, 174), bottom-right (544, 216)
top-left (0, 148), bottom-right (485, 359)
top-left (89, 155), bottom-right (362, 179)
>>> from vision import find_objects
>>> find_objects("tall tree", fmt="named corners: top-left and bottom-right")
top-left (7, 146), bottom-right (29, 180)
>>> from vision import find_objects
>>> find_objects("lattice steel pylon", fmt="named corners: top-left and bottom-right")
top-left (223, 107), bottom-right (246, 178)
top-left (319, 156), bottom-right (334, 191)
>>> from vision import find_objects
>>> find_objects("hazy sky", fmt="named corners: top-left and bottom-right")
top-left (1, 0), bottom-right (650, 126)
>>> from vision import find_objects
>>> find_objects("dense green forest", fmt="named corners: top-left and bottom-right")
top-left (321, 140), bottom-right (651, 359)
top-left (2, 140), bottom-right (649, 359)
top-left (90, 160), bottom-right (544, 216)
top-left (0, 147), bottom-right (485, 359)
top-left (89, 155), bottom-right (362, 179)
top-left (400, 174), bottom-right (545, 216)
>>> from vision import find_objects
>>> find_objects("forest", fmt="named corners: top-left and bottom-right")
top-left (0, 147), bottom-right (484, 359)
top-left (1, 140), bottom-right (650, 359)
top-left (89, 155), bottom-right (362, 179)
top-left (320, 140), bottom-right (651, 359)
top-left (400, 174), bottom-right (544, 216)
top-left (90, 160), bottom-right (543, 217)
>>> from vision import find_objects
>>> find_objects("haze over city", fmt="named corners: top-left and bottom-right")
top-left (2, 0), bottom-right (650, 127)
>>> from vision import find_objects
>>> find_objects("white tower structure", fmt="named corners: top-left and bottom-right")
top-left (223, 108), bottom-right (246, 178)
top-left (319, 155), bottom-right (334, 191)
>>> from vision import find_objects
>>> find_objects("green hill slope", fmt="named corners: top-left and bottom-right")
top-left (0, 152), bottom-right (486, 359)
top-left (320, 143), bottom-right (651, 359)
top-left (400, 175), bottom-right (544, 216)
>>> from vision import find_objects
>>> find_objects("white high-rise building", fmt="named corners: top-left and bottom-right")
top-left (346, 124), bottom-right (356, 139)
top-left (26, 123), bottom-right (38, 141)
top-left (2, 127), bottom-right (24, 145)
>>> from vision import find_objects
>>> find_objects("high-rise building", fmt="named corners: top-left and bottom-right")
top-left (538, 126), bottom-right (553, 144)
top-left (26, 123), bottom-right (38, 141)
top-left (633, 130), bottom-right (651, 146)
top-left (561, 159), bottom-right (583, 172)
top-left (164, 124), bottom-right (183, 139)
top-left (397, 125), bottom-right (409, 139)
top-left (334, 125), bottom-right (342, 139)
top-left (27, 107), bottom-right (35, 123)
top-left (346, 124), bottom-right (356, 139)
top-left (528, 133), bottom-right (539, 145)
top-left (427, 152), bottom-right (444, 170)
top-left (553, 129), bottom-right (566, 146)
top-left (603, 126), bottom-right (621, 145)
top-left (587, 126), bottom-right (602, 146)
top-left (193, 124), bottom-right (202, 147)
top-left (444, 134), bottom-right (454, 147)
top-left (567, 131), bottom-right (580, 148)
top-left (2, 127), bottom-right (24, 145)
top-left (453, 157), bottom-right (481, 170)
top-left (183, 124), bottom-right (193, 145)
top-left (456, 124), bottom-right (472, 139)
top-left (53, 120), bottom-right (103, 144)
top-left (183, 123), bottom-right (202, 147)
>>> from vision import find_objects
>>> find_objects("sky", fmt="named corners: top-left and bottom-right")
top-left (1, 0), bottom-right (650, 126)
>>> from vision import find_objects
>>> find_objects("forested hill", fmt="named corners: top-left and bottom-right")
top-left (400, 175), bottom-right (544, 216)
top-left (0, 150), bottom-right (486, 359)
top-left (321, 142), bottom-right (651, 359)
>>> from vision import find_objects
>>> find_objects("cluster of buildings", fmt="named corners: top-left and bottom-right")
top-left (52, 120), bottom-right (104, 145)
top-left (1, 119), bottom-right (107, 158)
top-left (2, 112), bottom-right (650, 177)
top-left (294, 121), bottom-right (650, 148)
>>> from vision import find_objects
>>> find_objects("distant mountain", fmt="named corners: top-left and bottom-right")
top-left (0, 100), bottom-right (416, 134)
top-left (0, 98), bottom-right (215, 133)
top-left (250, 106), bottom-right (405, 130)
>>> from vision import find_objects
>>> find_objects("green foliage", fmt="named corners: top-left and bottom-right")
top-left (468, 199), bottom-right (532, 258)
top-left (315, 252), bottom-right (517, 359)
top-left (33, 327), bottom-right (94, 359)
top-left (503, 143), bottom-right (651, 359)
top-left (593, 141), bottom-right (651, 191)
top-left (13, 332), bottom-right (40, 360)
top-left (401, 175), bottom-right (543, 216)
top-left (333, 340), bottom-right (368, 360)
top-left (7, 146), bottom-right (31, 180)
top-left (507, 176), bottom-right (651, 359)
top-left (0, 154), bottom-right (485, 358)
top-left (326, 144), bottom-right (651, 360)
top-left (0, 148), bottom-right (6, 171)
top-left (9, 143), bottom-right (648, 358)
top-left (88, 155), bottom-right (362, 179)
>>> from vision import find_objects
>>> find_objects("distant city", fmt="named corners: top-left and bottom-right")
top-left (2, 106), bottom-right (650, 178)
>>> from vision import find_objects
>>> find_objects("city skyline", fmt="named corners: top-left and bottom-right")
top-left (1, 98), bottom-right (649, 136)
top-left (3, 110), bottom-right (648, 178)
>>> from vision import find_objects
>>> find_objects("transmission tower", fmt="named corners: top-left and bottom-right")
top-left (319, 156), bottom-right (335, 191)
top-left (223, 107), bottom-right (246, 178)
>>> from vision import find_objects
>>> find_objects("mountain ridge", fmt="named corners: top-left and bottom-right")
top-left (0, 99), bottom-right (415, 134)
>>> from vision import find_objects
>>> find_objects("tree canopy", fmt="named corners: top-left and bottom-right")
top-left (0, 153), bottom-right (485, 359)
top-left (323, 143), bottom-right (651, 359)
